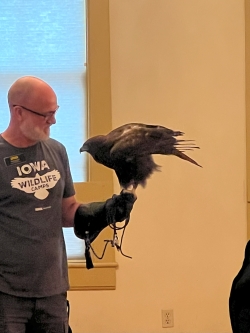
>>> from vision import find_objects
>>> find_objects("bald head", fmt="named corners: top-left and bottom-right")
top-left (8, 76), bottom-right (57, 111)
top-left (2, 76), bottom-right (58, 146)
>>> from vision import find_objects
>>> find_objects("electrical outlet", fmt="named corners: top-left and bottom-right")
top-left (162, 309), bottom-right (174, 328)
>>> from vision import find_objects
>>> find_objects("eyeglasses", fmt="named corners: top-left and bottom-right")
top-left (13, 105), bottom-right (59, 120)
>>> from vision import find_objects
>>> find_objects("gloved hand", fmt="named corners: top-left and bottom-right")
top-left (106, 190), bottom-right (136, 222)
top-left (74, 190), bottom-right (136, 242)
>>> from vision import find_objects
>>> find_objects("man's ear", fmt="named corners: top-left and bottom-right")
top-left (12, 105), bottom-right (23, 120)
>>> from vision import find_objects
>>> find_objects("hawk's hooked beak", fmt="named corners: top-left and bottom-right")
top-left (79, 143), bottom-right (88, 153)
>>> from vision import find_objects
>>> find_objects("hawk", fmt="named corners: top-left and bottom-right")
top-left (80, 123), bottom-right (201, 190)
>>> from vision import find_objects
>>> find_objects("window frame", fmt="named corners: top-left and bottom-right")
top-left (247, 0), bottom-right (250, 239)
top-left (68, 0), bottom-right (118, 290)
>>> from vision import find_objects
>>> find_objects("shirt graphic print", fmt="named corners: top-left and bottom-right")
top-left (10, 159), bottom-right (61, 199)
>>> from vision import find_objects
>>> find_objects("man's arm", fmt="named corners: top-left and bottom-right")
top-left (62, 195), bottom-right (80, 227)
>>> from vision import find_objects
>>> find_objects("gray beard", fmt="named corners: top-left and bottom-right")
top-left (20, 123), bottom-right (50, 142)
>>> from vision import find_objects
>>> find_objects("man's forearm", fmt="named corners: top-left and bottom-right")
top-left (62, 196), bottom-right (81, 227)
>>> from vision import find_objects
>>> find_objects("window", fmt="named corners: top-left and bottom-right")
top-left (0, 0), bottom-right (117, 289)
top-left (0, 0), bottom-right (87, 260)
top-left (0, 0), bottom-right (87, 182)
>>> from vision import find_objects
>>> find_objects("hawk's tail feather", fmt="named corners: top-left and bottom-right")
top-left (175, 140), bottom-right (200, 151)
top-left (173, 131), bottom-right (184, 136)
top-left (173, 149), bottom-right (202, 167)
top-left (178, 147), bottom-right (200, 151)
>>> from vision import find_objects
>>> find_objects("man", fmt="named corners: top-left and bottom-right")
top-left (0, 76), bottom-right (136, 332)
top-left (229, 241), bottom-right (250, 333)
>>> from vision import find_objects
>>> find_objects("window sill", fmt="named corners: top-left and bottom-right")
top-left (68, 260), bottom-right (118, 290)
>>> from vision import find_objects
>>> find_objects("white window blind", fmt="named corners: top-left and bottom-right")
top-left (0, 0), bottom-right (87, 259)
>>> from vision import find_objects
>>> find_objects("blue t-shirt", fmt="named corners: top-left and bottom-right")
top-left (0, 136), bottom-right (75, 297)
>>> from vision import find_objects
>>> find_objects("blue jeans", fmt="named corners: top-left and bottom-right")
top-left (0, 291), bottom-right (68, 333)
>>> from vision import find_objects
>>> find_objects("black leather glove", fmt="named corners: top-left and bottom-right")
top-left (74, 190), bottom-right (136, 243)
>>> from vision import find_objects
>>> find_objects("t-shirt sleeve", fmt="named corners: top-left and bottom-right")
top-left (61, 144), bottom-right (76, 198)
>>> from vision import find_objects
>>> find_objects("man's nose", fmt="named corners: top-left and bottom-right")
top-left (47, 115), bottom-right (56, 125)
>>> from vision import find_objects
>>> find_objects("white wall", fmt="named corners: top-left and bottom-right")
top-left (68, 1), bottom-right (247, 332)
